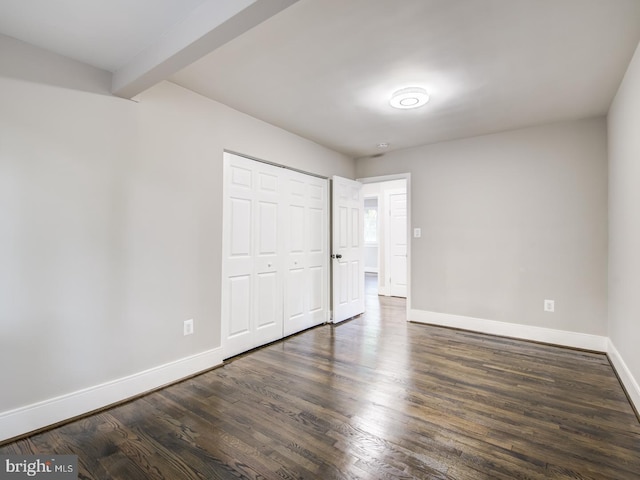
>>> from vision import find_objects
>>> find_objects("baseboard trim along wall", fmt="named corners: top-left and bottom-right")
top-left (607, 340), bottom-right (640, 415)
top-left (3, 317), bottom-right (639, 443)
top-left (0, 347), bottom-right (224, 443)
top-left (409, 309), bottom-right (608, 351)
top-left (409, 309), bottom-right (640, 413)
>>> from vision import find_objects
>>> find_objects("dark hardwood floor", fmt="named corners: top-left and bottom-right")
top-left (2, 273), bottom-right (640, 479)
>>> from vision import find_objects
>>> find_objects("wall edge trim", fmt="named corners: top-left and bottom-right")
top-left (607, 339), bottom-right (640, 415)
top-left (0, 347), bottom-right (224, 443)
top-left (408, 309), bottom-right (608, 351)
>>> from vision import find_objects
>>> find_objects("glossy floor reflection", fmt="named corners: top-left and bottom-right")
top-left (2, 274), bottom-right (639, 479)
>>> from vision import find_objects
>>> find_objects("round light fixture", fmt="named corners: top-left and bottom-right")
top-left (377, 142), bottom-right (389, 149)
top-left (390, 87), bottom-right (429, 109)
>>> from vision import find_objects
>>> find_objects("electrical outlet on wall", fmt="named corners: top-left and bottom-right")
top-left (544, 300), bottom-right (555, 312)
top-left (184, 319), bottom-right (194, 336)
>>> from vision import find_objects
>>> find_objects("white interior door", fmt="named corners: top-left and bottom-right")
top-left (283, 172), bottom-right (328, 336)
top-left (387, 190), bottom-right (407, 298)
top-left (222, 152), bottom-right (329, 358)
top-left (222, 153), bottom-right (284, 358)
top-left (332, 176), bottom-right (364, 323)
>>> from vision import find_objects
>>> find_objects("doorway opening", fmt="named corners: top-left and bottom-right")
top-left (358, 175), bottom-right (410, 303)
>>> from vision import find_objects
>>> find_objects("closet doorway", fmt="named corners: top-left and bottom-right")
top-left (221, 152), bottom-right (329, 359)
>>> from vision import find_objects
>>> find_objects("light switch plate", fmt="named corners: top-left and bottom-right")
top-left (184, 319), bottom-right (194, 336)
top-left (544, 300), bottom-right (555, 312)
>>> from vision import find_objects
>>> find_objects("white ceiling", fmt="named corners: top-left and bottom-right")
top-left (0, 0), bottom-right (208, 71)
top-left (2, 0), bottom-right (640, 158)
top-left (170, 0), bottom-right (640, 157)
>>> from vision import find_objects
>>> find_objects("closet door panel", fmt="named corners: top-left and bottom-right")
top-left (223, 160), bottom-right (255, 357)
top-left (223, 153), bottom-right (327, 357)
top-left (228, 276), bottom-right (251, 336)
top-left (251, 162), bottom-right (284, 348)
top-left (256, 271), bottom-right (278, 331)
top-left (283, 171), bottom-right (328, 336)
top-left (306, 176), bottom-right (328, 329)
top-left (223, 153), bottom-right (284, 358)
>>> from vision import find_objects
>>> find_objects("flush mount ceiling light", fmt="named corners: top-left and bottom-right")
top-left (377, 142), bottom-right (389, 149)
top-left (389, 87), bottom-right (429, 109)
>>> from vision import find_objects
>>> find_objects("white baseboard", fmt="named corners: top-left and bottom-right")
top-left (409, 309), bottom-right (608, 352)
top-left (0, 347), bottom-right (223, 443)
top-left (3, 324), bottom-right (637, 445)
top-left (607, 340), bottom-right (640, 414)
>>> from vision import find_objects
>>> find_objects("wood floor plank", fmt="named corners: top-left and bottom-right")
top-left (2, 275), bottom-right (639, 479)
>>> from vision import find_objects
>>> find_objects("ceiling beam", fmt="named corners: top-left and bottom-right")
top-left (112, 0), bottom-right (298, 99)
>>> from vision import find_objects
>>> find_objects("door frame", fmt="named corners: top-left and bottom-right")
top-left (357, 173), bottom-right (412, 317)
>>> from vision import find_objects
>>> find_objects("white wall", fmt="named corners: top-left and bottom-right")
top-left (356, 119), bottom-right (608, 345)
top-left (0, 38), bottom-right (354, 440)
top-left (0, 33), bottom-right (111, 95)
top-left (608, 40), bottom-right (640, 408)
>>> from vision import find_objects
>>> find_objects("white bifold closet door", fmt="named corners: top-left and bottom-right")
top-left (283, 172), bottom-right (328, 336)
top-left (221, 152), bottom-right (328, 359)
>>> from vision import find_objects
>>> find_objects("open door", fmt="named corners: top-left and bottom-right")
top-left (387, 189), bottom-right (408, 297)
top-left (332, 176), bottom-right (365, 323)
